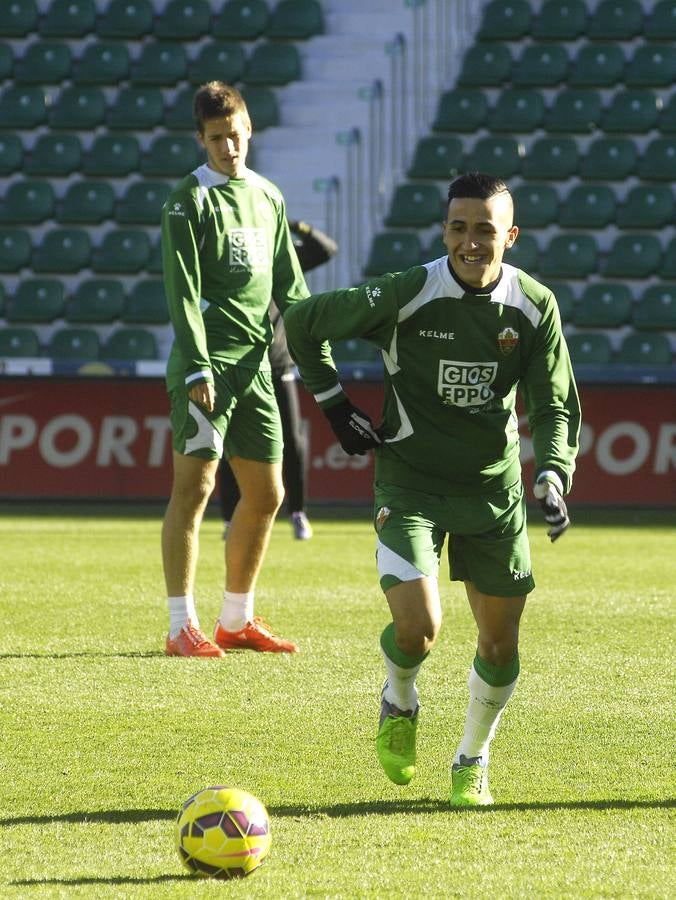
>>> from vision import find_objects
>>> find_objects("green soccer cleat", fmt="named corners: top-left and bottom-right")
top-left (450, 755), bottom-right (494, 807)
top-left (376, 689), bottom-right (419, 786)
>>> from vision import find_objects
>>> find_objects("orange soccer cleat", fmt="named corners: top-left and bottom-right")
top-left (214, 616), bottom-right (299, 653)
top-left (165, 623), bottom-right (226, 658)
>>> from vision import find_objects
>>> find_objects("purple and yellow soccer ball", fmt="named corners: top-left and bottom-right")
top-left (175, 786), bottom-right (271, 879)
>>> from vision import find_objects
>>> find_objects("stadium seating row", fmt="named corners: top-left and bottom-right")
top-left (0, 325), bottom-right (159, 361)
top-left (0, 228), bottom-right (162, 274)
top-left (0, 0), bottom-right (323, 42)
top-left (433, 87), bottom-right (676, 134)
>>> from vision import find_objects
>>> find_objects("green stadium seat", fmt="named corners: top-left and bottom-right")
top-left (587, 0), bottom-right (643, 39)
top-left (332, 339), bottom-right (380, 365)
top-left (658, 237), bottom-right (676, 278)
top-left (155, 0), bottom-right (212, 39)
top-left (615, 333), bottom-right (672, 366)
top-left (432, 89), bottom-right (488, 132)
top-left (659, 93), bottom-right (676, 133)
top-left (633, 285), bottom-right (676, 330)
top-left (638, 138), bottom-right (676, 181)
top-left (140, 135), bottom-right (203, 177)
top-left (82, 134), bottom-right (140, 177)
top-left (116, 181), bottom-right (171, 225)
top-left (148, 239), bottom-right (163, 274)
top-left (522, 137), bottom-right (578, 179)
top-left (108, 87), bottom-right (164, 129)
top-left (240, 86), bottom-right (280, 130)
top-left (243, 42), bottom-right (301, 85)
top-left (14, 41), bottom-right (71, 83)
top-left (0, 281), bottom-right (5, 316)
top-left (49, 86), bottom-right (106, 130)
top-left (488, 89), bottom-right (544, 132)
top-left (73, 41), bottom-right (130, 84)
top-left (32, 229), bottom-right (91, 273)
top-left (407, 136), bottom-right (463, 179)
top-left (0, 44), bottom-right (13, 81)
top-left (425, 234), bottom-right (447, 260)
top-left (98, 0), bottom-right (153, 37)
top-left (188, 41), bottom-right (246, 85)
top-left (545, 89), bottom-right (602, 132)
top-left (531, 0), bottom-right (587, 39)
top-left (512, 43), bottom-right (568, 86)
top-left (463, 136), bottom-right (523, 178)
top-left (0, 0), bottom-right (38, 36)
top-left (477, 0), bottom-right (531, 39)
top-left (602, 89), bottom-right (660, 133)
top-left (7, 279), bottom-right (65, 322)
top-left (540, 234), bottom-right (598, 278)
top-left (569, 43), bottom-right (625, 86)
top-left (213, 0), bottom-right (269, 39)
top-left (617, 185), bottom-right (674, 228)
top-left (266, 1), bottom-right (324, 39)
top-left (24, 134), bottom-right (82, 176)
top-left (580, 138), bottom-right (637, 180)
top-left (547, 282), bottom-right (575, 322)
top-left (122, 280), bottom-right (169, 324)
top-left (574, 283), bottom-right (632, 327)
top-left (103, 327), bottom-right (158, 360)
top-left (559, 184), bottom-right (616, 228)
top-left (0, 86), bottom-right (47, 128)
top-left (68, 279), bottom-right (125, 323)
top-left (58, 180), bottom-right (116, 224)
top-left (604, 234), bottom-right (662, 278)
top-left (93, 229), bottom-right (151, 273)
top-left (40, 0), bottom-right (96, 36)
top-left (512, 184), bottom-right (559, 227)
top-left (364, 232), bottom-right (422, 277)
top-left (384, 184), bottom-right (443, 228)
top-left (131, 41), bottom-right (187, 85)
top-left (504, 234), bottom-right (539, 272)
top-left (458, 43), bottom-right (512, 87)
top-left (0, 135), bottom-right (22, 175)
top-left (0, 327), bottom-right (40, 357)
top-left (0, 229), bottom-right (31, 272)
top-left (566, 332), bottom-right (613, 365)
top-left (644, 0), bottom-right (676, 39)
top-left (625, 44), bottom-right (676, 87)
top-left (0, 180), bottom-right (55, 224)
top-left (48, 327), bottom-right (100, 361)
top-left (164, 86), bottom-right (194, 130)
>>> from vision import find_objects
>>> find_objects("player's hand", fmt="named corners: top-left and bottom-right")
top-left (533, 474), bottom-right (570, 542)
top-left (323, 398), bottom-right (381, 456)
top-left (188, 382), bottom-right (215, 413)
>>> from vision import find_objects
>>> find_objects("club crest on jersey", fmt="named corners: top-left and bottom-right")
top-left (498, 327), bottom-right (519, 355)
top-left (229, 227), bottom-right (268, 270)
top-left (375, 506), bottom-right (391, 531)
top-left (438, 360), bottom-right (497, 407)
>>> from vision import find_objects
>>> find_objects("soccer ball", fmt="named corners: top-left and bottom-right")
top-left (175, 786), bottom-right (271, 879)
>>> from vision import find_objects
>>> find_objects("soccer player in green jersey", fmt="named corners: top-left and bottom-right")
top-left (161, 81), bottom-right (318, 658)
top-left (284, 172), bottom-right (581, 806)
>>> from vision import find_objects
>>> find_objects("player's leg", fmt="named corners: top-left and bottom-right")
top-left (275, 372), bottom-right (311, 539)
top-left (217, 455), bottom-right (240, 538)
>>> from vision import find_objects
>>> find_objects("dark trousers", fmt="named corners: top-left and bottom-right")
top-left (218, 372), bottom-right (308, 521)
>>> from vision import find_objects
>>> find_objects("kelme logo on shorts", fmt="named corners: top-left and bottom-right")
top-left (438, 360), bottom-right (497, 407)
top-left (229, 227), bottom-right (268, 270)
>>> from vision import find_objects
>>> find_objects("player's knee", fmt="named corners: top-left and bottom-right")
top-left (477, 634), bottom-right (519, 667)
top-left (396, 620), bottom-right (440, 658)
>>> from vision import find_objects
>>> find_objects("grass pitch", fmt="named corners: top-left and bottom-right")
top-left (0, 503), bottom-right (674, 898)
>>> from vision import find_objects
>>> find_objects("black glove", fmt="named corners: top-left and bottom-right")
top-left (323, 399), bottom-right (381, 456)
top-left (533, 472), bottom-right (570, 542)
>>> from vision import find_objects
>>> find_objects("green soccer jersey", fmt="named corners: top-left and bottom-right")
top-left (284, 257), bottom-right (581, 497)
top-left (162, 163), bottom-right (310, 387)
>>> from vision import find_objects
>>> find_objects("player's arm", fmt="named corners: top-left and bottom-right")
top-left (161, 192), bottom-right (212, 394)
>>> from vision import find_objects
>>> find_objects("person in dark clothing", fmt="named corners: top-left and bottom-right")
top-left (219, 219), bottom-right (338, 539)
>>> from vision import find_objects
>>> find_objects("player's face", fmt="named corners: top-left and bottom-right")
top-left (198, 112), bottom-right (251, 177)
top-left (443, 193), bottom-right (519, 288)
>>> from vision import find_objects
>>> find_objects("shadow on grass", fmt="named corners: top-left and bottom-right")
top-left (2, 796), bottom-right (674, 830)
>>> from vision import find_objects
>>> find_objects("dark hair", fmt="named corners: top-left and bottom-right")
top-left (447, 172), bottom-right (511, 205)
top-left (193, 81), bottom-right (250, 133)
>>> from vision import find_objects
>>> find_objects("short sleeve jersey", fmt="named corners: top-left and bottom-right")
top-left (161, 163), bottom-right (309, 387)
top-left (284, 257), bottom-right (581, 497)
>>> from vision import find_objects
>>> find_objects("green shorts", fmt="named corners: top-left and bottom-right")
top-left (167, 360), bottom-right (283, 462)
top-left (373, 480), bottom-right (535, 598)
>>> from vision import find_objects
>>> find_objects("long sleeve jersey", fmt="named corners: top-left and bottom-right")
top-left (161, 163), bottom-right (310, 387)
top-left (284, 257), bottom-right (581, 497)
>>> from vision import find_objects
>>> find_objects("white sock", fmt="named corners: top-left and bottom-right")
top-left (454, 665), bottom-right (518, 765)
top-left (219, 590), bottom-right (254, 631)
top-left (381, 648), bottom-right (421, 713)
top-left (168, 595), bottom-right (198, 638)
